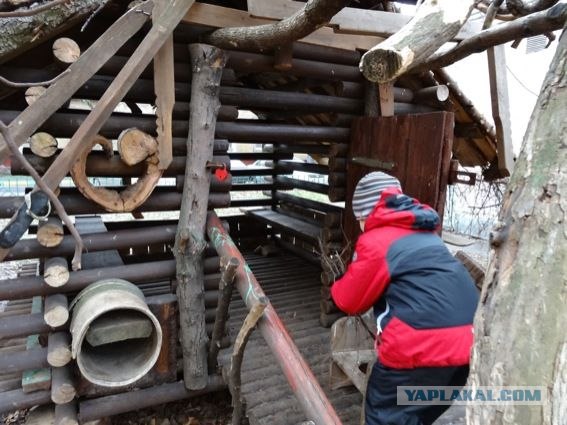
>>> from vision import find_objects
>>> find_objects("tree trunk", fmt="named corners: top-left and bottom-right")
top-left (0, 0), bottom-right (107, 63)
top-left (174, 44), bottom-right (226, 390)
top-left (359, 0), bottom-right (475, 83)
top-left (467, 25), bottom-right (567, 425)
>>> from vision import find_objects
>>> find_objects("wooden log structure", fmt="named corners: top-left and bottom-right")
top-left (43, 257), bottom-right (69, 288)
top-left (43, 294), bottom-right (69, 328)
top-left (52, 38), bottom-right (81, 68)
top-left (78, 377), bottom-right (226, 422)
top-left (174, 44), bottom-right (226, 390)
top-left (55, 401), bottom-right (78, 425)
top-left (360, 0), bottom-right (475, 83)
top-left (47, 332), bottom-right (72, 367)
top-left (12, 150), bottom-right (231, 178)
top-left (29, 132), bottom-right (58, 158)
top-left (0, 191), bottom-right (231, 220)
top-left (37, 217), bottom-right (64, 248)
top-left (51, 365), bottom-right (76, 405)
top-left (0, 109), bottom-right (351, 142)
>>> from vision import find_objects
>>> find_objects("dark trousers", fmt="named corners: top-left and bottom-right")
top-left (365, 361), bottom-right (469, 425)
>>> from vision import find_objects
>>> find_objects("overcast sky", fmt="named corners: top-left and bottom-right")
top-left (446, 38), bottom-right (558, 155)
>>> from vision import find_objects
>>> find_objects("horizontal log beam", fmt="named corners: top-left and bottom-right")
top-left (6, 224), bottom-right (176, 261)
top-left (0, 190), bottom-right (230, 220)
top-left (0, 387), bottom-right (51, 415)
top-left (79, 377), bottom-right (226, 422)
top-left (0, 66), bottom-right (363, 114)
top-left (0, 110), bottom-right (349, 142)
top-left (276, 160), bottom-right (330, 175)
top-left (12, 150), bottom-right (230, 179)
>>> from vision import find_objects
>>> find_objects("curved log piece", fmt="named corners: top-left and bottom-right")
top-left (70, 132), bottom-right (162, 213)
top-left (360, 0), bottom-right (475, 83)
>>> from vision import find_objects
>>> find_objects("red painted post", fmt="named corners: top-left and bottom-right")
top-left (206, 212), bottom-right (342, 425)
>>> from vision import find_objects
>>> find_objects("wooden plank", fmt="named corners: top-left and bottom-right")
top-left (487, 45), bottom-right (514, 177)
top-left (246, 209), bottom-right (323, 243)
top-left (22, 297), bottom-right (51, 393)
top-left (0, 1), bottom-right (155, 160)
top-left (31, 0), bottom-right (196, 194)
top-left (153, 0), bottom-right (175, 170)
top-left (183, 3), bottom-right (382, 52)
top-left (247, 0), bottom-right (480, 41)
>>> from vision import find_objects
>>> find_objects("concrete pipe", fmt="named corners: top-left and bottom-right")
top-left (69, 279), bottom-right (162, 387)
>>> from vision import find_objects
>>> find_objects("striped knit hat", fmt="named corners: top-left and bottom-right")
top-left (352, 172), bottom-right (402, 219)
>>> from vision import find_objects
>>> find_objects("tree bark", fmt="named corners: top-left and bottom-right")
top-left (0, 0), bottom-right (106, 63)
top-left (204, 0), bottom-right (349, 52)
top-left (467, 24), bottom-right (567, 425)
top-left (174, 44), bottom-right (226, 390)
top-left (359, 0), bottom-right (475, 83)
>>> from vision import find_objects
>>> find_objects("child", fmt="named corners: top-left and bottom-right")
top-left (331, 172), bottom-right (479, 425)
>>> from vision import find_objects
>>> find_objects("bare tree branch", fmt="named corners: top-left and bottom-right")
top-left (506, 0), bottom-right (560, 17)
top-left (476, 1), bottom-right (515, 21)
top-left (414, 2), bottom-right (567, 73)
top-left (0, 121), bottom-right (83, 270)
top-left (0, 69), bottom-right (69, 88)
top-left (0, 0), bottom-right (68, 17)
top-left (483, 0), bottom-right (506, 29)
top-left (203, 0), bottom-right (350, 52)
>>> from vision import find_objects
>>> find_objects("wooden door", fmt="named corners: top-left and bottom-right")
top-left (345, 112), bottom-right (454, 243)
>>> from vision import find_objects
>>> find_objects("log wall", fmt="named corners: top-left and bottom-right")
top-left (0, 13), bottom-right (447, 419)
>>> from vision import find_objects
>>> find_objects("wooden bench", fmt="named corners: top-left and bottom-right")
top-left (246, 208), bottom-right (324, 245)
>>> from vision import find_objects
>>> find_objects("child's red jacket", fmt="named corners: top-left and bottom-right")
top-left (331, 188), bottom-right (479, 369)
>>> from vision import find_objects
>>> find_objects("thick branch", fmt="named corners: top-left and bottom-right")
top-left (204, 0), bottom-right (349, 52)
top-left (230, 298), bottom-right (268, 425)
top-left (415, 2), bottom-right (567, 73)
top-left (506, 0), bottom-right (560, 17)
top-left (0, 0), bottom-right (108, 63)
top-left (0, 69), bottom-right (69, 88)
top-left (175, 43), bottom-right (227, 390)
top-left (360, 0), bottom-right (476, 83)
top-left (0, 0), bottom-right (68, 17)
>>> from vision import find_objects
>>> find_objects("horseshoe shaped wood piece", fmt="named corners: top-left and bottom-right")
top-left (70, 129), bottom-right (163, 212)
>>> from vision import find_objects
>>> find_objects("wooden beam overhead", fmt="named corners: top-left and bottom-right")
top-left (247, 0), bottom-right (481, 41)
top-left (182, 3), bottom-right (382, 52)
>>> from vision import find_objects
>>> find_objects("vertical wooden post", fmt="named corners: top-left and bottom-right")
top-left (174, 43), bottom-right (227, 390)
top-left (364, 81), bottom-right (379, 117)
top-left (378, 82), bottom-right (395, 117)
top-left (153, 0), bottom-right (175, 170)
top-left (487, 45), bottom-right (514, 177)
